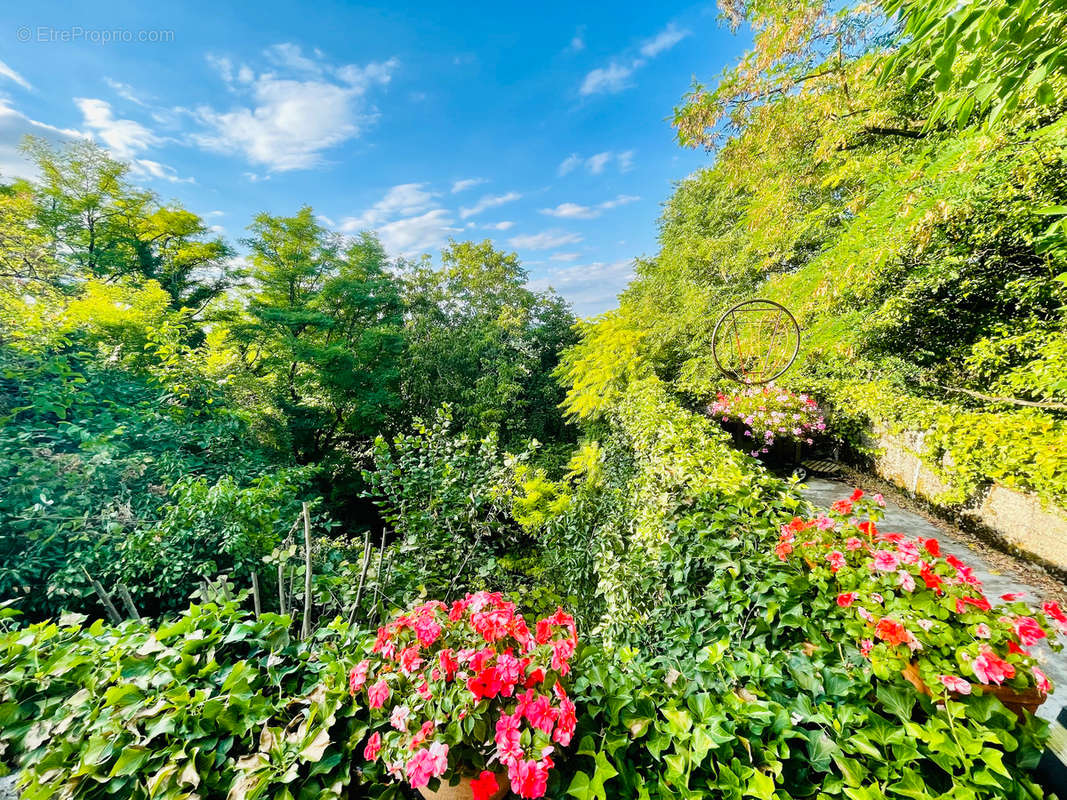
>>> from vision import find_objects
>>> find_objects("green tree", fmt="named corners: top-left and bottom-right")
top-left (401, 239), bottom-right (577, 446)
top-left (232, 209), bottom-right (405, 464)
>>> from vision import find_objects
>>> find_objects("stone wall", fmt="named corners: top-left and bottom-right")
top-left (865, 424), bottom-right (1067, 574)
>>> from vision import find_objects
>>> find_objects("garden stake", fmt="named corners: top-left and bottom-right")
top-left (300, 502), bottom-right (313, 640)
top-left (116, 584), bottom-right (142, 622)
top-left (82, 567), bottom-right (122, 625)
top-left (250, 572), bottom-right (262, 617)
top-left (350, 529), bottom-right (372, 625)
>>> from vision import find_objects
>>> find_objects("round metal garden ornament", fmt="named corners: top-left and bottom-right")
top-left (711, 299), bottom-right (800, 384)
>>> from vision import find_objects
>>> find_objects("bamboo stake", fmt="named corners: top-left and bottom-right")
top-left (300, 502), bottom-right (313, 640)
top-left (350, 530), bottom-right (372, 625)
top-left (116, 584), bottom-right (142, 622)
top-left (277, 559), bottom-right (287, 616)
top-left (250, 572), bottom-right (262, 617)
top-left (82, 568), bottom-right (122, 625)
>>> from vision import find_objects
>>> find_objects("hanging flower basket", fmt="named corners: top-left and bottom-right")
top-left (900, 661), bottom-right (1047, 719)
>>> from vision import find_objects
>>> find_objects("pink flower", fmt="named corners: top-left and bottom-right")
top-left (972, 649), bottom-right (1016, 685)
top-left (1034, 666), bottom-right (1051, 694)
top-left (472, 771), bottom-right (500, 800)
top-left (897, 570), bottom-right (916, 592)
top-left (349, 659), bottom-right (370, 694)
top-left (857, 607), bottom-right (874, 622)
top-left (508, 758), bottom-right (550, 799)
top-left (524, 692), bottom-right (557, 734)
top-left (845, 537), bottom-right (864, 551)
top-left (939, 675), bottom-right (972, 695)
top-left (391, 704), bottom-right (411, 731)
top-left (860, 639), bottom-right (874, 657)
top-left (816, 515), bottom-right (835, 530)
top-left (368, 679), bottom-right (390, 709)
top-left (406, 743), bottom-right (449, 788)
top-left (495, 713), bottom-right (523, 765)
top-left (399, 646), bottom-right (424, 674)
top-left (897, 541), bottom-right (920, 565)
top-left (826, 550), bottom-right (846, 572)
top-left (974, 623), bottom-right (991, 638)
top-left (837, 592), bottom-right (859, 608)
top-left (364, 731), bottom-right (382, 761)
top-left (872, 550), bottom-right (900, 572)
top-left (873, 493), bottom-right (885, 507)
top-left (1013, 616), bottom-right (1047, 646)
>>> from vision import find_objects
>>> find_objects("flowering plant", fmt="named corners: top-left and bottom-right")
top-left (776, 489), bottom-right (1064, 698)
top-left (350, 591), bottom-right (578, 799)
top-left (709, 385), bottom-right (825, 457)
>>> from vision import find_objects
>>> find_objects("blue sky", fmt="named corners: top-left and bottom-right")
top-left (0, 2), bottom-right (749, 316)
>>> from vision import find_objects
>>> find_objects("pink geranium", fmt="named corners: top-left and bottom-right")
top-left (972, 649), bottom-right (1015, 685)
top-left (939, 675), bottom-right (971, 695)
top-left (872, 550), bottom-right (900, 571)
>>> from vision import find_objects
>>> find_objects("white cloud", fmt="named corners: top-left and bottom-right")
top-left (0, 61), bottom-right (32, 91)
top-left (342, 182), bottom-right (437, 230)
top-left (74, 97), bottom-right (191, 183)
top-left (341, 183), bottom-right (454, 257)
top-left (540, 194), bottom-right (639, 220)
top-left (558, 154), bottom-right (581, 176)
top-left (639, 25), bottom-right (690, 58)
top-left (580, 62), bottom-right (635, 96)
top-left (585, 151), bottom-right (612, 174)
top-left (451, 177), bottom-right (486, 193)
top-left (528, 258), bottom-right (634, 317)
top-left (376, 208), bottom-right (453, 257)
top-left (0, 100), bottom-right (83, 180)
top-left (568, 27), bottom-right (586, 52)
top-left (550, 252), bottom-right (581, 262)
top-left (105, 78), bottom-right (147, 106)
top-left (508, 229), bottom-right (583, 250)
top-left (559, 151), bottom-right (635, 176)
top-left (75, 98), bottom-right (155, 159)
top-left (580, 23), bottom-right (689, 96)
top-left (483, 221), bottom-right (515, 231)
top-left (459, 191), bottom-right (521, 219)
top-left (194, 44), bottom-right (398, 172)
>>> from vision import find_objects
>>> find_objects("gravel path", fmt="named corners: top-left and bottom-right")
top-left (802, 477), bottom-right (1067, 722)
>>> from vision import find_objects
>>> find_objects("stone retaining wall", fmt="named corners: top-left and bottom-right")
top-left (865, 424), bottom-right (1067, 574)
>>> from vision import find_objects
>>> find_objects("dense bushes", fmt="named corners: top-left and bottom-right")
top-left (0, 602), bottom-right (367, 799)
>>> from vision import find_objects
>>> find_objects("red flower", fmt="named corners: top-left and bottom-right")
top-left (1008, 640), bottom-right (1029, 656)
top-left (850, 489), bottom-right (864, 502)
top-left (919, 562), bottom-right (944, 594)
top-left (831, 499), bottom-right (853, 516)
top-left (1012, 616), bottom-right (1047, 646)
top-left (472, 771), bottom-right (500, 800)
top-left (857, 521), bottom-right (877, 538)
top-left (920, 537), bottom-right (941, 558)
top-left (874, 618), bottom-right (909, 647)
top-left (775, 541), bottom-right (793, 560)
top-left (523, 692), bottom-right (557, 734)
top-left (364, 731), bottom-right (382, 761)
top-left (468, 667), bottom-right (503, 700)
top-left (438, 648), bottom-right (459, 681)
top-left (837, 592), bottom-right (859, 608)
top-left (399, 646), bottom-right (424, 674)
top-left (954, 595), bottom-right (991, 614)
top-left (826, 550), bottom-right (846, 572)
top-left (1043, 601), bottom-right (1067, 623)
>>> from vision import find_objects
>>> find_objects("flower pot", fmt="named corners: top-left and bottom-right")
top-left (417, 773), bottom-right (508, 800)
top-left (899, 662), bottom-right (1047, 719)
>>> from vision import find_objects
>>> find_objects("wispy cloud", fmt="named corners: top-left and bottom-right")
top-left (342, 183), bottom-right (437, 230)
top-left (558, 154), bottom-right (582, 176)
top-left (459, 191), bottom-right (521, 219)
top-left (540, 194), bottom-right (639, 220)
top-left (483, 221), bottom-right (515, 231)
top-left (0, 60), bottom-right (32, 91)
top-left (580, 23), bottom-right (690, 96)
top-left (508, 229), bottom-right (583, 250)
top-left (560, 150), bottom-right (635, 176)
top-left (451, 177), bottom-right (486, 193)
top-left (528, 258), bottom-right (635, 317)
top-left (341, 182), bottom-right (454, 257)
top-left (193, 44), bottom-right (398, 172)
top-left (75, 97), bottom-right (190, 182)
top-left (104, 78), bottom-right (148, 106)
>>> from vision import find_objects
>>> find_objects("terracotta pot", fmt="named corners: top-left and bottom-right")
top-left (416, 772), bottom-right (508, 800)
top-left (899, 661), bottom-right (1047, 719)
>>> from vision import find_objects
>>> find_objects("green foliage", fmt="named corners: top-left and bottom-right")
top-left (401, 239), bottom-right (578, 446)
top-left (883, 0), bottom-right (1067, 129)
top-left (363, 407), bottom-right (527, 602)
top-left (0, 602), bottom-right (368, 799)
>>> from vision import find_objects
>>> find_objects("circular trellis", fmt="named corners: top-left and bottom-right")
top-left (711, 299), bottom-right (800, 384)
